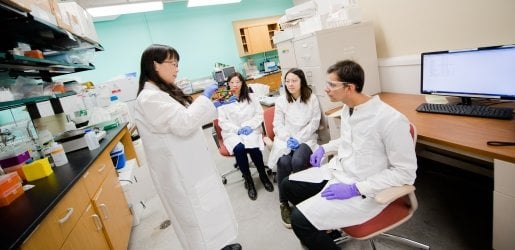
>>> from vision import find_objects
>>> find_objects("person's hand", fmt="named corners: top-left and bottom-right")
top-left (321, 183), bottom-right (360, 200)
top-left (202, 83), bottom-right (219, 98)
top-left (213, 100), bottom-right (222, 108)
top-left (237, 126), bottom-right (253, 135)
top-left (287, 137), bottom-right (300, 150)
top-left (310, 146), bottom-right (325, 167)
top-left (213, 95), bottom-right (237, 108)
top-left (227, 95), bottom-right (237, 103)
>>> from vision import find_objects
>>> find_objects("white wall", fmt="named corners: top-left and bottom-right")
top-left (378, 55), bottom-right (420, 94)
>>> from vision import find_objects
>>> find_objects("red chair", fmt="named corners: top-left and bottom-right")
top-left (212, 119), bottom-right (272, 185)
top-left (334, 123), bottom-right (430, 249)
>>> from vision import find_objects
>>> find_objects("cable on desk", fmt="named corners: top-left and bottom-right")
top-left (487, 141), bottom-right (515, 146)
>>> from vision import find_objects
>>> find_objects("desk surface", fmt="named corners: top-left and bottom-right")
top-left (380, 93), bottom-right (515, 163)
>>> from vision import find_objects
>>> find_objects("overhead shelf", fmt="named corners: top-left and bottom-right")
top-left (0, 90), bottom-right (77, 111)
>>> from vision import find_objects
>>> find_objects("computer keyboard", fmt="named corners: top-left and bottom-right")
top-left (416, 103), bottom-right (513, 120)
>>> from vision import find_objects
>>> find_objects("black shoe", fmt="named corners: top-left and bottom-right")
top-left (221, 243), bottom-right (242, 250)
top-left (243, 174), bottom-right (257, 200)
top-left (260, 176), bottom-right (274, 192)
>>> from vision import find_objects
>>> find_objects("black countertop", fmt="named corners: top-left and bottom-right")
top-left (0, 125), bottom-right (126, 249)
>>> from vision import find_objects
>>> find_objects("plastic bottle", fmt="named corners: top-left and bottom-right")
top-left (50, 143), bottom-right (68, 167)
top-left (84, 129), bottom-right (100, 150)
top-left (106, 95), bottom-right (132, 127)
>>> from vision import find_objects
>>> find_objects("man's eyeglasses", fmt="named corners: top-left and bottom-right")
top-left (325, 80), bottom-right (353, 90)
top-left (162, 60), bottom-right (179, 68)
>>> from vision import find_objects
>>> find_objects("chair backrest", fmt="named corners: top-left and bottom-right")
top-left (263, 106), bottom-right (275, 141)
top-left (212, 119), bottom-right (231, 157)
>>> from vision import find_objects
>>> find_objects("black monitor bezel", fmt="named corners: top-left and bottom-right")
top-left (420, 45), bottom-right (515, 101)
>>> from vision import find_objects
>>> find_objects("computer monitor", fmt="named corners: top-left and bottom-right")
top-left (421, 45), bottom-right (515, 104)
top-left (222, 66), bottom-right (236, 81)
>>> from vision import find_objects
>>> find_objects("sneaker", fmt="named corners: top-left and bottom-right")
top-left (221, 243), bottom-right (242, 250)
top-left (280, 202), bottom-right (292, 229)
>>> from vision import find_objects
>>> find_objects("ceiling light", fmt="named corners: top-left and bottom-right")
top-left (87, 1), bottom-right (164, 18)
top-left (187, 0), bottom-right (241, 8)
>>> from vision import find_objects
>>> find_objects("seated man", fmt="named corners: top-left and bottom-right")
top-left (281, 60), bottom-right (417, 250)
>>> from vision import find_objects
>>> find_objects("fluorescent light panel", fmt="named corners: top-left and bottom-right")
top-left (187, 0), bottom-right (241, 7)
top-left (87, 1), bottom-right (164, 18)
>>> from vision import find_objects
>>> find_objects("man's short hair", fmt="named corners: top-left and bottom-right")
top-left (327, 60), bottom-right (365, 93)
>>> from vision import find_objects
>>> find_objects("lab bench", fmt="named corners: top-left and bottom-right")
top-left (246, 70), bottom-right (282, 92)
top-left (0, 124), bottom-right (136, 250)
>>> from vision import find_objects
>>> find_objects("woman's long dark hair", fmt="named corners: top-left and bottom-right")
top-left (227, 72), bottom-right (251, 103)
top-left (284, 68), bottom-right (312, 103)
top-left (137, 44), bottom-right (192, 106)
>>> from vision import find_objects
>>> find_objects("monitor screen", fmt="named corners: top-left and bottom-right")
top-left (222, 66), bottom-right (236, 81)
top-left (421, 45), bottom-right (515, 101)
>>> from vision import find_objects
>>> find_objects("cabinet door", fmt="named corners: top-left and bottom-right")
top-left (246, 25), bottom-right (271, 54)
top-left (294, 35), bottom-right (321, 67)
top-left (277, 41), bottom-right (297, 69)
top-left (21, 179), bottom-right (89, 250)
top-left (266, 72), bottom-right (282, 92)
top-left (60, 204), bottom-right (110, 250)
top-left (82, 152), bottom-right (111, 198)
top-left (93, 166), bottom-right (133, 250)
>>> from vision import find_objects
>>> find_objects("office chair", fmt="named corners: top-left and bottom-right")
top-left (333, 123), bottom-right (430, 249)
top-left (212, 119), bottom-right (272, 185)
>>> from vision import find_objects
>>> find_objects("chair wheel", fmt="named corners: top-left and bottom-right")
top-left (222, 178), bottom-right (227, 185)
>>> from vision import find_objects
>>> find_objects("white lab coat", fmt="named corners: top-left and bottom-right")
top-left (293, 96), bottom-right (417, 230)
top-left (267, 94), bottom-right (321, 170)
top-left (217, 95), bottom-right (264, 154)
top-left (134, 83), bottom-right (238, 250)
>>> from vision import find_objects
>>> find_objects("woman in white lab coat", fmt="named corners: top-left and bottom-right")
top-left (267, 68), bottom-right (321, 228)
top-left (217, 72), bottom-right (274, 200)
top-left (134, 44), bottom-right (240, 250)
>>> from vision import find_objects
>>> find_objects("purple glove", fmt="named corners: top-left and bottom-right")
top-left (202, 83), bottom-right (219, 98)
top-left (310, 146), bottom-right (325, 167)
top-left (237, 126), bottom-right (253, 135)
top-left (321, 183), bottom-right (360, 200)
top-left (287, 137), bottom-right (300, 150)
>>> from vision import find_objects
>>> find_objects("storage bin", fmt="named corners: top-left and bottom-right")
top-left (110, 142), bottom-right (126, 170)
top-left (0, 149), bottom-right (30, 168)
top-left (0, 172), bottom-right (22, 194)
top-left (22, 158), bottom-right (53, 182)
top-left (3, 163), bottom-right (26, 181)
top-left (0, 182), bottom-right (24, 207)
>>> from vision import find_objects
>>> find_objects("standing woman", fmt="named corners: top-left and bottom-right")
top-left (218, 72), bottom-right (274, 201)
top-left (268, 68), bottom-right (321, 228)
top-left (134, 44), bottom-right (240, 250)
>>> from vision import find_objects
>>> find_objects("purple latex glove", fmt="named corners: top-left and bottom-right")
top-left (310, 146), bottom-right (325, 167)
top-left (287, 137), bottom-right (300, 150)
top-left (321, 183), bottom-right (360, 200)
top-left (202, 83), bottom-right (218, 98)
top-left (237, 126), bottom-right (253, 135)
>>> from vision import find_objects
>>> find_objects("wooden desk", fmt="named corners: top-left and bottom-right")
top-left (379, 92), bottom-right (515, 250)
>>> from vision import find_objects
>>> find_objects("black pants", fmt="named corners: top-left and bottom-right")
top-left (233, 143), bottom-right (266, 175)
top-left (282, 178), bottom-right (338, 250)
top-left (277, 143), bottom-right (312, 202)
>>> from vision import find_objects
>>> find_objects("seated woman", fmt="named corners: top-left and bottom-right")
top-left (218, 72), bottom-right (274, 200)
top-left (267, 68), bottom-right (321, 228)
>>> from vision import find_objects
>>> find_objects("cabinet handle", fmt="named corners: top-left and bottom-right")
top-left (58, 208), bottom-right (74, 224)
top-left (97, 164), bottom-right (106, 173)
top-left (91, 214), bottom-right (103, 231)
top-left (99, 204), bottom-right (110, 220)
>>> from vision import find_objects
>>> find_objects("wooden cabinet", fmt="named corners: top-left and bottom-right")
top-left (233, 16), bottom-right (280, 56)
top-left (247, 71), bottom-right (282, 92)
top-left (21, 179), bottom-right (90, 250)
top-left (21, 128), bottom-right (133, 250)
top-left (92, 166), bottom-right (133, 250)
top-left (61, 204), bottom-right (110, 250)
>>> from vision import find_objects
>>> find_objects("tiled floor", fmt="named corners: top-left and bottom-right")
top-left (128, 128), bottom-right (493, 250)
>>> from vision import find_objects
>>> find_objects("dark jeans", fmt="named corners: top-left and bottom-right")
top-left (233, 143), bottom-right (266, 175)
top-left (282, 178), bottom-right (337, 250)
top-left (276, 143), bottom-right (312, 202)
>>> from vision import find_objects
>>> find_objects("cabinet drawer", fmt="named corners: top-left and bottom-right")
top-left (21, 179), bottom-right (89, 250)
top-left (60, 204), bottom-right (110, 250)
top-left (82, 152), bottom-right (113, 198)
top-left (294, 36), bottom-right (320, 67)
top-left (277, 41), bottom-right (297, 68)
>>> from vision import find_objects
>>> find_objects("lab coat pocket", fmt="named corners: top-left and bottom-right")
top-left (195, 175), bottom-right (224, 211)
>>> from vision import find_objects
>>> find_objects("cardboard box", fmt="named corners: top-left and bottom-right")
top-left (3, 0), bottom-right (57, 25)
top-left (58, 2), bottom-right (99, 43)
top-left (49, 0), bottom-right (72, 32)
